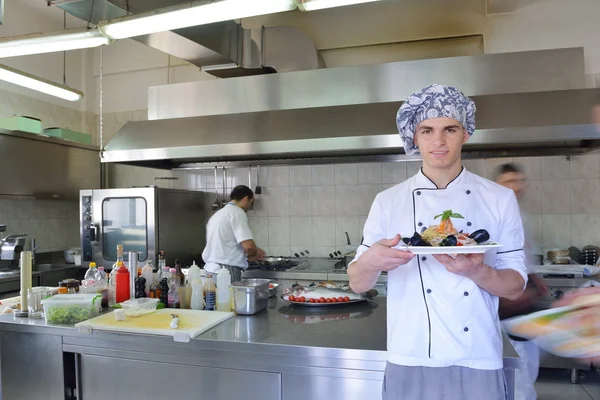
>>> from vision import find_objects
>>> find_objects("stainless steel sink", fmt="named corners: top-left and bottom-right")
top-left (33, 263), bottom-right (76, 272)
top-left (0, 270), bottom-right (19, 278)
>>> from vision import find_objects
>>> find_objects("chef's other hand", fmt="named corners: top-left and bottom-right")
top-left (553, 286), bottom-right (600, 308)
top-left (433, 253), bottom-right (485, 278)
top-left (257, 248), bottom-right (266, 261)
top-left (362, 234), bottom-right (415, 272)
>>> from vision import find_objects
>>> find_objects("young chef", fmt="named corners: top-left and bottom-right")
top-left (496, 162), bottom-right (548, 400)
top-left (348, 84), bottom-right (528, 400)
top-left (202, 185), bottom-right (266, 282)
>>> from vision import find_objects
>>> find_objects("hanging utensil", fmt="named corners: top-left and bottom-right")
top-left (211, 167), bottom-right (220, 210)
top-left (220, 166), bottom-right (228, 208)
top-left (248, 166), bottom-right (252, 188)
top-left (255, 165), bottom-right (262, 194)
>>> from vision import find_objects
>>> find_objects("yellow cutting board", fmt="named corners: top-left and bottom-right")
top-left (75, 309), bottom-right (234, 342)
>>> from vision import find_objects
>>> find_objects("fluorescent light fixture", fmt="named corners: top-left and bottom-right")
top-left (295, 0), bottom-right (382, 11)
top-left (0, 64), bottom-right (83, 101)
top-left (0, 29), bottom-right (111, 59)
top-left (99, 0), bottom-right (297, 40)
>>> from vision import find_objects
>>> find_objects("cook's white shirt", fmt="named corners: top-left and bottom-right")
top-left (202, 202), bottom-right (253, 273)
top-left (353, 168), bottom-right (527, 370)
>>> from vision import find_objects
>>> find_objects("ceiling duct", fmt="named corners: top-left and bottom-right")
top-left (54, 0), bottom-right (324, 77)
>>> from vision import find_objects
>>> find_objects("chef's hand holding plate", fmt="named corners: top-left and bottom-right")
top-left (433, 253), bottom-right (485, 279)
top-left (362, 234), bottom-right (415, 272)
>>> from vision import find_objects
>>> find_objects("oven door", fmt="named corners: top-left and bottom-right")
top-left (84, 188), bottom-right (156, 267)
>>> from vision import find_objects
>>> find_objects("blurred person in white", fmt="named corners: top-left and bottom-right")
top-left (495, 162), bottom-right (548, 400)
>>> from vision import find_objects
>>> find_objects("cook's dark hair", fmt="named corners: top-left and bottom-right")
top-left (230, 185), bottom-right (254, 201)
top-left (495, 163), bottom-right (524, 180)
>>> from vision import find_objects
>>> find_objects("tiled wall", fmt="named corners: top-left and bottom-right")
top-left (107, 154), bottom-right (600, 259)
top-left (0, 89), bottom-right (97, 254)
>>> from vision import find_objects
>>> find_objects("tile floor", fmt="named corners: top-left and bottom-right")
top-left (536, 368), bottom-right (600, 399)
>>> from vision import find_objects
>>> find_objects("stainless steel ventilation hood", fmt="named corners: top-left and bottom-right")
top-left (56, 0), bottom-right (322, 77)
top-left (102, 48), bottom-right (600, 168)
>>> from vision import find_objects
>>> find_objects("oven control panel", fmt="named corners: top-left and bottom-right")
top-left (81, 195), bottom-right (93, 262)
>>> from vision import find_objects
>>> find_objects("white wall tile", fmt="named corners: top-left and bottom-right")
top-left (542, 156), bottom-right (570, 180)
top-left (268, 166), bottom-right (290, 187)
top-left (289, 187), bottom-right (312, 216)
top-left (358, 185), bottom-right (382, 215)
top-left (541, 180), bottom-right (571, 214)
top-left (406, 162), bottom-right (422, 178)
top-left (7, 200), bottom-right (30, 219)
top-left (29, 219), bottom-right (51, 252)
top-left (312, 217), bottom-right (335, 246)
top-left (520, 180), bottom-right (542, 215)
top-left (382, 163), bottom-right (407, 184)
top-left (312, 165), bottom-right (334, 185)
top-left (172, 171), bottom-right (187, 190)
top-left (0, 199), bottom-right (7, 222)
top-left (516, 157), bottom-right (542, 180)
top-left (229, 167), bottom-right (251, 188)
top-left (334, 186), bottom-right (359, 215)
top-left (542, 214), bottom-right (571, 249)
top-left (67, 219), bottom-right (80, 248)
top-left (290, 217), bottom-right (312, 247)
top-left (571, 214), bottom-right (600, 248)
top-left (570, 154), bottom-right (600, 179)
top-left (570, 179), bottom-right (600, 214)
top-left (266, 187), bottom-right (290, 217)
top-left (358, 163), bottom-right (382, 184)
top-left (65, 201), bottom-right (79, 220)
top-left (247, 193), bottom-right (269, 217)
top-left (291, 246), bottom-right (312, 257)
top-left (48, 219), bottom-right (68, 251)
top-left (6, 219), bottom-right (29, 237)
top-left (312, 246), bottom-right (336, 258)
top-left (268, 217), bottom-right (290, 247)
top-left (269, 246), bottom-right (291, 257)
top-left (248, 217), bottom-right (269, 247)
top-left (290, 166), bottom-right (312, 187)
top-left (334, 164), bottom-right (358, 185)
top-left (311, 186), bottom-right (335, 216)
top-left (485, 158), bottom-right (513, 180)
top-left (462, 159), bottom-right (486, 177)
top-left (335, 216), bottom-right (360, 247)
top-left (521, 213), bottom-right (542, 255)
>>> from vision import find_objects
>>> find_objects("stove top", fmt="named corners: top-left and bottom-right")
top-left (247, 259), bottom-right (299, 271)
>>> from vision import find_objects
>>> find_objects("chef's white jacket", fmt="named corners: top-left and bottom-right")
top-left (353, 168), bottom-right (527, 370)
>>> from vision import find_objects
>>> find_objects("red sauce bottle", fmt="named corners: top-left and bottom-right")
top-left (115, 261), bottom-right (130, 303)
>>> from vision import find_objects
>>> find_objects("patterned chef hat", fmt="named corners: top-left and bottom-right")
top-left (396, 84), bottom-right (476, 155)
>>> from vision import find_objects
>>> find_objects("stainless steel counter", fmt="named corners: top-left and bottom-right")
top-left (0, 297), bottom-right (519, 400)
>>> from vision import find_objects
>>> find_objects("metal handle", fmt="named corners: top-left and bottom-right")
top-left (345, 231), bottom-right (351, 245)
top-left (90, 225), bottom-right (97, 242)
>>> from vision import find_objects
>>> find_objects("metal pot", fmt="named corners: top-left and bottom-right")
top-left (232, 279), bottom-right (269, 315)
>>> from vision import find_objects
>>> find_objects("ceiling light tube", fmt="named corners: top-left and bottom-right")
top-left (0, 28), bottom-right (111, 59)
top-left (0, 64), bottom-right (83, 101)
top-left (99, 0), bottom-right (297, 40)
top-left (295, 0), bottom-right (382, 11)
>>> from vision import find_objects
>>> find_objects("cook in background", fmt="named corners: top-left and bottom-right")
top-left (202, 185), bottom-right (266, 282)
top-left (496, 162), bottom-right (548, 400)
top-left (348, 84), bottom-right (528, 400)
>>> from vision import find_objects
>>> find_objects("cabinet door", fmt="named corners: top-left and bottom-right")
top-left (283, 374), bottom-right (383, 400)
top-left (0, 331), bottom-right (64, 400)
top-left (80, 355), bottom-right (282, 400)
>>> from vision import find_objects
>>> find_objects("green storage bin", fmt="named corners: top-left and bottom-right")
top-left (0, 116), bottom-right (42, 134)
top-left (43, 128), bottom-right (92, 145)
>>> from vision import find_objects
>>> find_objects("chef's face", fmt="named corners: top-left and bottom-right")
top-left (413, 117), bottom-right (468, 170)
top-left (496, 172), bottom-right (527, 200)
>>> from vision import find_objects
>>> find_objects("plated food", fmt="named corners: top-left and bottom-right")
top-left (396, 210), bottom-right (500, 255)
top-left (282, 282), bottom-right (365, 306)
top-left (502, 294), bottom-right (600, 358)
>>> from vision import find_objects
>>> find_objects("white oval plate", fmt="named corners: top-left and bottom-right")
top-left (394, 242), bottom-right (503, 255)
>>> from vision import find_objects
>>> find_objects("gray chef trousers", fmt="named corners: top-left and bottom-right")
top-left (382, 362), bottom-right (507, 400)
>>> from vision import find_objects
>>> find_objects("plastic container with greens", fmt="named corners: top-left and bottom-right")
top-left (42, 294), bottom-right (102, 325)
